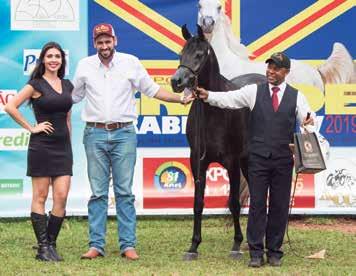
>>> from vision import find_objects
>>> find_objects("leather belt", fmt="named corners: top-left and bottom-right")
top-left (86, 121), bottom-right (132, 131)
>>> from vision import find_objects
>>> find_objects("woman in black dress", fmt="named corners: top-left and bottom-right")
top-left (5, 42), bottom-right (73, 262)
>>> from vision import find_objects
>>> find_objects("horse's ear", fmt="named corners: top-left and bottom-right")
top-left (197, 24), bottom-right (205, 40)
top-left (182, 24), bottom-right (192, 41)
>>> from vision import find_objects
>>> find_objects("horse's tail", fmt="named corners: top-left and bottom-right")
top-left (351, 63), bottom-right (356, 83)
top-left (317, 42), bottom-right (354, 84)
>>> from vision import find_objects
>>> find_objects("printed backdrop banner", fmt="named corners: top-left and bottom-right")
top-left (0, 0), bottom-right (355, 217)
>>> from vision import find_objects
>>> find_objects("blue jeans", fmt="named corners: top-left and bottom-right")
top-left (83, 124), bottom-right (137, 255)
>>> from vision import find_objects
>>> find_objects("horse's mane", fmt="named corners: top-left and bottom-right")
top-left (213, 11), bottom-right (250, 60)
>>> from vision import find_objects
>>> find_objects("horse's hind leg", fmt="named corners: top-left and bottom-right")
top-left (184, 158), bottom-right (209, 261)
top-left (240, 151), bottom-right (249, 182)
top-left (227, 162), bottom-right (244, 260)
top-left (239, 153), bottom-right (250, 207)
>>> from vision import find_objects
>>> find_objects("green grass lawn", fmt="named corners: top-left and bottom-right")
top-left (0, 216), bottom-right (355, 275)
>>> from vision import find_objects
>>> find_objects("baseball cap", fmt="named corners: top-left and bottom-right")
top-left (93, 23), bottom-right (116, 39)
top-left (265, 52), bottom-right (291, 69)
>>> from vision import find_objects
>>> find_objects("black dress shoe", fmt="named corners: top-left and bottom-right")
top-left (268, 256), bottom-right (282, 267)
top-left (248, 257), bottom-right (265, 268)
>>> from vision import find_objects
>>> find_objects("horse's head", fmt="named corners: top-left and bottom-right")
top-left (171, 25), bottom-right (215, 93)
top-left (197, 0), bottom-right (223, 34)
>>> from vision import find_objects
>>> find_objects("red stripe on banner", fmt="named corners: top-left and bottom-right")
top-left (111, 0), bottom-right (186, 46)
top-left (144, 196), bottom-right (229, 209)
top-left (225, 0), bottom-right (232, 20)
top-left (293, 174), bottom-right (315, 208)
top-left (144, 194), bottom-right (314, 209)
top-left (147, 68), bottom-right (177, 75)
top-left (293, 195), bottom-right (315, 208)
top-left (251, 0), bottom-right (346, 58)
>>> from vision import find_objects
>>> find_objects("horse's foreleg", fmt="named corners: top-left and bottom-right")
top-left (228, 163), bottom-right (244, 259)
top-left (184, 159), bottom-right (208, 261)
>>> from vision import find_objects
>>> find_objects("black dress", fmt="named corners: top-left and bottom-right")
top-left (27, 78), bottom-right (73, 177)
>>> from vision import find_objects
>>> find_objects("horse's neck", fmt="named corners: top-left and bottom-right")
top-left (210, 16), bottom-right (249, 58)
top-left (210, 22), bottom-right (238, 59)
top-left (197, 48), bottom-right (229, 91)
top-left (206, 15), bottom-right (265, 79)
top-left (209, 20), bottom-right (250, 78)
top-left (199, 69), bottom-right (230, 92)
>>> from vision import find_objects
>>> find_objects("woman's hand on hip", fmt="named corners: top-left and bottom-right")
top-left (30, 121), bottom-right (54, 134)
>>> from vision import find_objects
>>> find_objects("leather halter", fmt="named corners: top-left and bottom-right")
top-left (177, 47), bottom-right (211, 89)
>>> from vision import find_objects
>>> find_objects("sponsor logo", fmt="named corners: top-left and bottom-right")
top-left (143, 158), bottom-right (232, 209)
top-left (154, 161), bottom-right (192, 191)
top-left (23, 49), bottom-right (69, 76)
top-left (137, 116), bottom-right (187, 135)
top-left (0, 179), bottom-right (23, 195)
top-left (0, 90), bottom-right (17, 113)
top-left (326, 169), bottom-right (356, 190)
top-left (304, 140), bottom-right (313, 153)
top-left (318, 158), bottom-right (356, 207)
top-left (0, 129), bottom-right (30, 151)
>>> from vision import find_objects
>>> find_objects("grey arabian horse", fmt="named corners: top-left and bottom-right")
top-left (171, 25), bottom-right (266, 260)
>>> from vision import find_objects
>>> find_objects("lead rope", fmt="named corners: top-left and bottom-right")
top-left (193, 97), bottom-right (207, 185)
top-left (285, 172), bottom-right (303, 258)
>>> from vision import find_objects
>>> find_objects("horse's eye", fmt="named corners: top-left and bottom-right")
top-left (198, 3), bottom-right (201, 10)
top-left (217, 5), bottom-right (222, 12)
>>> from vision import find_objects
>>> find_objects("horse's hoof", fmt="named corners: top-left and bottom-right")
top-left (183, 252), bottom-right (198, 261)
top-left (230, 250), bottom-right (243, 260)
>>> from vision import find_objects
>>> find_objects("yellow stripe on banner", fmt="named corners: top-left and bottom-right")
top-left (230, 0), bottom-right (240, 39)
top-left (272, 2), bottom-right (356, 60)
top-left (141, 60), bottom-right (179, 69)
top-left (141, 59), bottom-right (356, 70)
top-left (221, 0), bottom-right (226, 14)
top-left (95, 0), bottom-right (184, 54)
top-left (247, 0), bottom-right (355, 60)
top-left (129, 1), bottom-right (182, 33)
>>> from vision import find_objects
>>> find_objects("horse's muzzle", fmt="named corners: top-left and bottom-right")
top-left (171, 75), bottom-right (184, 93)
top-left (171, 69), bottom-right (196, 93)
top-left (201, 16), bottom-right (215, 33)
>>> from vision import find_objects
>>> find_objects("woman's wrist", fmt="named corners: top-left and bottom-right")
top-left (179, 94), bottom-right (185, 104)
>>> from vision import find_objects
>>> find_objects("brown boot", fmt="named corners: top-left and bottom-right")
top-left (81, 248), bottom-right (103, 260)
top-left (121, 249), bottom-right (139, 260)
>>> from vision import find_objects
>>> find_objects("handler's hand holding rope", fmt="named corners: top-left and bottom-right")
top-left (194, 87), bottom-right (209, 100)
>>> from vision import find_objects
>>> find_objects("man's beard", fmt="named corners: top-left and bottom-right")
top-left (99, 49), bottom-right (114, 61)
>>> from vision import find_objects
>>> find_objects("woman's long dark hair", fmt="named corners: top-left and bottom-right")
top-left (30, 41), bottom-right (66, 80)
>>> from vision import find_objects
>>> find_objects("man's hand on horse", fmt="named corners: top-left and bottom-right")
top-left (195, 87), bottom-right (209, 100)
top-left (180, 93), bottom-right (195, 105)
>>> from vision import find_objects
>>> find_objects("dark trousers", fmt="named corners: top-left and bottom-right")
top-left (247, 153), bottom-right (293, 259)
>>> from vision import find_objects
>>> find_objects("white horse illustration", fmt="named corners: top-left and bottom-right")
top-left (197, 0), bottom-right (354, 91)
top-left (15, 0), bottom-right (75, 20)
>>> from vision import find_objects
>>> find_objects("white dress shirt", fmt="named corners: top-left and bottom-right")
top-left (72, 52), bottom-right (159, 123)
top-left (206, 82), bottom-right (316, 127)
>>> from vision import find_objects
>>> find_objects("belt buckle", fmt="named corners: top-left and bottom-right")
top-left (105, 123), bottom-right (115, 131)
